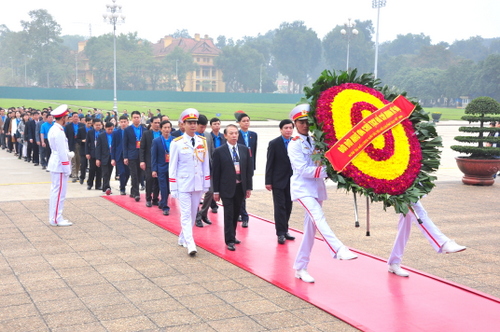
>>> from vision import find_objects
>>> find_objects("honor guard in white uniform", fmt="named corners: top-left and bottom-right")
top-left (388, 200), bottom-right (466, 277)
top-left (47, 105), bottom-right (74, 226)
top-left (169, 109), bottom-right (211, 256)
top-left (288, 104), bottom-right (357, 283)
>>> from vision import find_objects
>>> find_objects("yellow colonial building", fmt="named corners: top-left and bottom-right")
top-left (76, 33), bottom-right (225, 92)
top-left (152, 34), bottom-right (225, 92)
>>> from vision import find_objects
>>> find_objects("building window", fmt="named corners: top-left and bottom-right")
top-left (196, 80), bottom-right (200, 91)
top-left (202, 68), bottom-right (210, 79)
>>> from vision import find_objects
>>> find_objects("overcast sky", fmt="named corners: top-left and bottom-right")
top-left (1, 0), bottom-right (499, 45)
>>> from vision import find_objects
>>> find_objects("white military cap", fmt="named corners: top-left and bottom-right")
top-left (290, 104), bottom-right (310, 121)
top-left (180, 108), bottom-right (199, 122)
top-left (51, 104), bottom-right (69, 118)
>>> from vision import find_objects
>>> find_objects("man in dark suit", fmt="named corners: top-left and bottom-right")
top-left (265, 119), bottom-right (296, 244)
top-left (65, 112), bottom-right (85, 182)
top-left (212, 124), bottom-right (254, 251)
top-left (27, 111), bottom-right (40, 165)
top-left (111, 115), bottom-right (130, 195)
top-left (76, 117), bottom-right (92, 184)
top-left (196, 116), bottom-right (226, 225)
top-left (140, 116), bottom-right (161, 207)
top-left (85, 118), bottom-right (103, 190)
top-left (151, 120), bottom-right (172, 215)
top-left (96, 121), bottom-right (115, 195)
top-left (123, 111), bottom-right (145, 201)
top-left (236, 113), bottom-right (258, 228)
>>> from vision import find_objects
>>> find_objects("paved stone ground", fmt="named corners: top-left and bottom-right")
top-left (1, 120), bottom-right (499, 331)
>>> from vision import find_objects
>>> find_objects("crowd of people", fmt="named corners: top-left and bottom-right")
top-left (0, 104), bottom-right (466, 282)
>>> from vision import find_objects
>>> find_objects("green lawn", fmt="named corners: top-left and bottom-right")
top-left (0, 98), bottom-right (296, 121)
top-left (0, 98), bottom-right (466, 121)
top-left (425, 107), bottom-right (465, 121)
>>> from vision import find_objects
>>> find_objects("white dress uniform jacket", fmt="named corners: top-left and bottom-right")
top-left (47, 123), bottom-right (71, 175)
top-left (288, 133), bottom-right (328, 201)
top-left (169, 133), bottom-right (211, 194)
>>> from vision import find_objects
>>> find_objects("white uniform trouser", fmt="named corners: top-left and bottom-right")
top-left (178, 191), bottom-right (204, 250)
top-left (49, 172), bottom-right (68, 224)
top-left (293, 197), bottom-right (345, 271)
top-left (388, 200), bottom-right (450, 265)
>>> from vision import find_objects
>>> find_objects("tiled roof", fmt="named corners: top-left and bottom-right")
top-left (152, 35), bottom-right (221, 57)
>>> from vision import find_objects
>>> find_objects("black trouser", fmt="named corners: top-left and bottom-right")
top-left (26, 140), bottom-right (36, 161)
top-left (87, 157), bottom-right (101, 188)
top-left (29, 141), bottom-right (38, 163)
top-left (145, 168), bottom-right (159, 202)
top-left (222, 183), bottom-right (245, 245)
top-left (101, 162), bottom-right (114, 191)
top-left (44, 139), bottom-right (51, 159)
top-left (128, 159), bottom-right (142, 197)
top-left (272, 183), bottom-right (293, 236)
top-left (6, 135), bottom-right (13, 151)
top-left (239, 199), bottom-right (249, 221)
top-left (79, 154), bottom-right (87, 181)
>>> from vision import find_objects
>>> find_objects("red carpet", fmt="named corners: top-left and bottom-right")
top-left (104, 194), bottom-right (500, 331)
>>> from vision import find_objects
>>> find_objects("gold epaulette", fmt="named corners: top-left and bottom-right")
top-left (199, 135), bottom-right (206, 140)
top-left (173, 136), bottom-right (183, 142)
top-left (291, 136), bottom-right (301, 141)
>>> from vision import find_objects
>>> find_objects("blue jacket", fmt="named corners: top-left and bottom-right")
top-left (151, 136), bottom-right (172, 174)
top-left (122, 124), bottom-right (145, 160)
top-left (111, 128), bottom-right (125, 162)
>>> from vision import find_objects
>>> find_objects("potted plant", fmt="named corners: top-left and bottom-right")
top-left (450, 96), bottom-right (500, 185)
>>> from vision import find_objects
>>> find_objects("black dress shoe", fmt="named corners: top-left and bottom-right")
top-left (140, 186), bottom-right (145, 191)
top-left (79, 178), bottom-right (84, 185)
top-left (227, 243), bottom-right (236, 251)
top-left (95, 186), bottom-right (102, 191)
top-left (87, 185), bottom-right (92, 190)
top-left (134, 196), bottom-right (140, 202)
top-left (34, 163), bottom-right (39, 166)
top-left (237, 216), bottom-right (242, 222)
top-left (72, 178), bottom-right (78, 183)
top-left (195, 219), bottom-right (203, 227)
top-left (146, 201), bottom-right (152, 207)
top-left (202, 216), bottom-right (212, 225)
top-left (242, 220), bottom-right (248, 228)
top-left (211, 207), bottom-right (218, 213)
top-left (152, 200), bottom-right (159, 206)
top-left (278, 235), bottom-right (286, 244)
top-left (234, 238), bottom-right (241, 244)
top-left (130, 194), bottom-right (135, 198)
top-left (284, 233), bottom-right (295, 240)
top-left (163, 209), bottom-right (170, 216)
top-left (120, 190), bottom-right (126, 195)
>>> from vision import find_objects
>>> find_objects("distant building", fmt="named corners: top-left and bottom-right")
top-left (152, 34), bottom-right (225, 92)
top-left (74, 33), bottom-right (225, 92)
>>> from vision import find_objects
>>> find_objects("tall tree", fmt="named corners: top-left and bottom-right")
top-left (323, 20), bottom-right (374, 74)
top-left (472, 54), bottom-right (500, 101)
top-left (172, 29), bottom-right (191, 39)
top-left (272, 21), bottom-right (321, 93)
top-left (449, 36), bottom-right (489, 62)
top-left (380, 33), bottom-right (431, 57)
top-left (163, 47), bottom-right (198, 91)
top-left (21, 9), bottom-right (64, 87)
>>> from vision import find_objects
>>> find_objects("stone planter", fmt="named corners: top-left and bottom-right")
top-left (455, 157), bottom-right (500, 185)
top-left (431, 112), bottom-right (442, 123)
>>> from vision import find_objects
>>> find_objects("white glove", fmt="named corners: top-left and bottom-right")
top-left (171, 190), bottom-right (178, 199)
top-left (67, 151), bottom-right (75, 159)
top-left (63, 165), bottom-right (71, 177)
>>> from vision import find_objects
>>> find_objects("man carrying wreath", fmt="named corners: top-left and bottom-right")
top-left (288, 104), bottom-right (357, 283)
